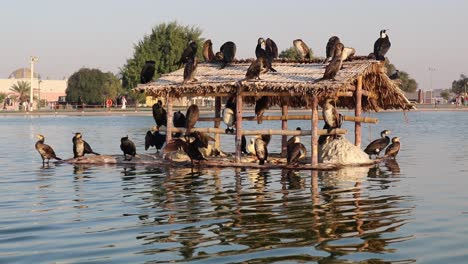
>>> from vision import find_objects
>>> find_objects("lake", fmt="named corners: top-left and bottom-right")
top-left (0, 111), bottom-right (467, 263)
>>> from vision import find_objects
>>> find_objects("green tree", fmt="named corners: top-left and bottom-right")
top-left (120, 21), bottom-right (203, 94)
top-left (451, 74), bottom-right (468, 94)
top-left (279, 46), bottom-right (313, 60)
top-left (440, 89), bottom-right (451, 101)
top-left (66, 68), bottom-right (122, 105)
top-left (385, 61), bottom-right (418, 93)
top-left (0, 93), bottom-right (6, 104)
top-left (10, 80), bottom-right (30, 102)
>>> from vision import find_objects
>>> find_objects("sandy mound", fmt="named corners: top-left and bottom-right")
top-left (319, 137), bottom-right (372, 165)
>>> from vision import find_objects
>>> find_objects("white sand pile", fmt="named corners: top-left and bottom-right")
top-left (319, 137), bottom-right (372, 165)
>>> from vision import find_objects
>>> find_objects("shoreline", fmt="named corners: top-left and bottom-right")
top-left (1, 104), bottom-right (468, 117)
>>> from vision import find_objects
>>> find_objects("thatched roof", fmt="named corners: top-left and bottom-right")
top-left (134, 57), bottom-right (414, 111)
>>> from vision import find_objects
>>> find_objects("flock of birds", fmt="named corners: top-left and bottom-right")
top-left (34, 29), bottom-right (399, 167)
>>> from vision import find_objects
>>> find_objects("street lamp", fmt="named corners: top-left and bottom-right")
top-left (30, 56), bottom-right (39, 110)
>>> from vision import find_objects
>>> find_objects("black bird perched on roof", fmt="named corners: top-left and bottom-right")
top-left (203, 39), bottom-right (215, 62)
top-left (322, 43), bottom-right (345, 80)
top-left (145, 126), bottom-right (165, 153)
top-left (140, 60), bottom-right (156, 84)
top-left (185, 104), bottom-right (200, 135)
top-left (120, 136), bottom-right (136, 161)
top-left (173, 110), bottom-right (186, 137)
top-left (35, 134), bottom-right (62, 165)
top-left (219, 41), bottom-right (237, 69)
top-left (293, 39), bottom-right (312, 60)
top-left (223, 95), bottom-right (236, 133)
top-left (178, 40), bottom-right (198, 66)
top-left (254, 137), bottom-right (268, 165)
top-left (323, 36), bottom-right (341, 64)
top-left (265, 38), bottom-right (278, 61)
top-left (374, 29), bottom-right (391, 61)
top-left (287, 136), bottom-right (307, 165)
top-left (255, 96), bottom-right (270, 124)
top-left (245, 57), bottom-right (268, 80)
top-left (384, 137), bottom-right (400, 159)
top-left (255, 38), bottom-right (277, 72)
top-left (152, 100), bottom-right (167, 128)
top-left (72, 132), bottom-right (100, 158)
top-left (183, 57), bottom-right (198, 83)
top-left (364, 130), bottom-right (391, 158)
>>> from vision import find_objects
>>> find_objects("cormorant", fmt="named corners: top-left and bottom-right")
top-left (185, 104), bottom-right (200, 135)
top-left (183, 57), bottom-right (198, 83)
top-left (364, 130), bottom-right (391, 158)
top-left (173, 110), bottom-right (186, 137)
top-left (152, 100), bottom-right (167, 128)
top-left (247, 137), bottom-right (256, 155)
top-left (293, 39), bottom-right (312, 60)
top-left (254, 137), bottom-right (268, 165)
top-left (178, 40), bottom-right (198, 65)
top-left (245, 57), bottom-right (268, 80)
top-left (203, 39), bottom-right (215, 62)
top-left (374, 29), bottom-right (391, 61)
top-left (72, 132), bottom-right (100, 158)
top-left (322, 43), bottom-right (345, 80)
top-left (323, 36), bottom-right (341, 64)
top-left (287, 127), bottom-right (302, 146)
top-left (145, 126), bottom-right (166, 153)
top-left (166, 136), bottom-right (207, 166)
top-left (255, 96), bottom-right (270, 124)
top-left (120, 136), bottom-right (136, 161)
top-left (261, 134), bottom-right (271, 146)
top-left (223, 95), bottom-right (236, 133)
top-left (385, 137), bottom-right (400, 159)
top-left (241, 135), bottom-right (248, 154)
top-left (255, 38), bottom-right (276, 72)
top-left (35, 134), bottom-right (62, 165)
top-left (265, 38), bottom-right (278, 61)
top-left (219, 41), bottom-right (237, 69)
top-left (287, 136), bottom-right (307, 165)
top-left (140, 60), bottom-right (156, 84)
top-left (322, 98), bottom-right (343, 130)
top-left (342, 47), bottom-right (356, 62)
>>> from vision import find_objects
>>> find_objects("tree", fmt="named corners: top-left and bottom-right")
top-left (385, 61), bottom-right (418, 93)
top-left (66, 68), bottom-right (122, 105)
top-left (120, 21), bottom-right (203, 94)
top-left (10, 80), bottom-right (30, 102)
top-left (440, 89), bottom-right (451, 101)
top-left (279, 46), bottom-right (314, 60)
top-left (0, 93), bottom-right (6, 104)
top-left (451, 74), bottom-right (468, 95)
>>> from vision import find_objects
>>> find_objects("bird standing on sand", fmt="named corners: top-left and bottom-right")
top-left (35, 134), bottom-right (62, 165)
top-left (152, 100), bottom-right (167, 128)
top-left (145, 126), bottom-right (166, 153)
top-left (140, 60), bottom-right (156, 84)
top-left (374, 29), bottom-right (391, 61)
top-left (293, 39), bottom-right (312, 60)
top-left (323, 36), bottom-right (341, 64)
top-left (364, 130), bottom-right (391, 158)
top-left (120, 136), bottom-right (136, 161)
top-left (73, 132), bottom-right (100, 158)
top-left (385, 137), bottom-right (400, 159)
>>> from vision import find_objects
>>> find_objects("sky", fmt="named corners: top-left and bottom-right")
top-left (1, 0), bottom-right (467, 91)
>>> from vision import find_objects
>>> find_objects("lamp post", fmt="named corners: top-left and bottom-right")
top-left (38, 79), bottom-right (42, 110)
top-left (30, 56), bottom-right (39, 110)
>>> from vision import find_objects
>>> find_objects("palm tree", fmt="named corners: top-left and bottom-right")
top-left (10, 81), bottom-right (30, 102)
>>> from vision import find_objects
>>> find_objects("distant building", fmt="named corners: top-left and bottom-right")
top-left (0, 67), bottom-right (67, 103)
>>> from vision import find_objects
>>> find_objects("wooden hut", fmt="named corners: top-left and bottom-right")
top-left (134, 57), bottom-right (414, 169)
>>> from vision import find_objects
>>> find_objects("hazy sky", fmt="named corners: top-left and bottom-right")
top-left (1, 0), bottom-right (467, 91)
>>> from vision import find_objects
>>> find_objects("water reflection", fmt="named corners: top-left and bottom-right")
top-left (128, 165), bottom-right (414, 263)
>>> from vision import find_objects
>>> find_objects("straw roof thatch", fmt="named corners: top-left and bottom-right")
top-left (134, 57), bottom-right (414, 111)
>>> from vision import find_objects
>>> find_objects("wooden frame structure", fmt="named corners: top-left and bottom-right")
top-left (135, 57), bottom-right (414, 169)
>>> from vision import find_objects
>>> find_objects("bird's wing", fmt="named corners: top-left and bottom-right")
top-left (145, 131), bottom-right (152, 150)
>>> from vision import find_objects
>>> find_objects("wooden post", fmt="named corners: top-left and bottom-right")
top-left (214, 97), bottom-right (221, 151)
top-left (281, 102), bottom-right (288, 157)
top-left (355, 75), bottom-right (363, 148)
top-left (165, 95), bottom-right (173, 144)
top-left (235, 87), bottom-right (243, 163)
top-left (311, 96), bottom-right (318, 166)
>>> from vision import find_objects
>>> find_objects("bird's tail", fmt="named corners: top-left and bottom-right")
top-left (55, 157), bottom-right (62, 161)
top-left (92, 151), bottom-right (100, 155)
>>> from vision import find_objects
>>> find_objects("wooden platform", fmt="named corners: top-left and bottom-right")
top-left (58, 153), bottom-right (381, 171)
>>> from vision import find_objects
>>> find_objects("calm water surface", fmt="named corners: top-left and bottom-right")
top-left (0, 111), bottom-right (467, 263)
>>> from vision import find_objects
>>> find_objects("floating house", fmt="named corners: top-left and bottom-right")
top-left (134, 57), bottom-right (414, 169)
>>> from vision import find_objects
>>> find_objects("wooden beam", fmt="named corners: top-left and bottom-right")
top-left (198, 114), bottom-right (378, 124)
top-left (235, 87), bottom-right (243, 163)
top-left (165, 95), bottom-right (173, 146)
top-left (214, 97), bottom-right (221, 151)
top-left (281, 103), bottom-right (288, 158)
top-left (355, 75), bottom-right (363, 148)
top-left (162, 127), bottom-right (347, 136)
top-left (311, 96), bottom-right (319, 166)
